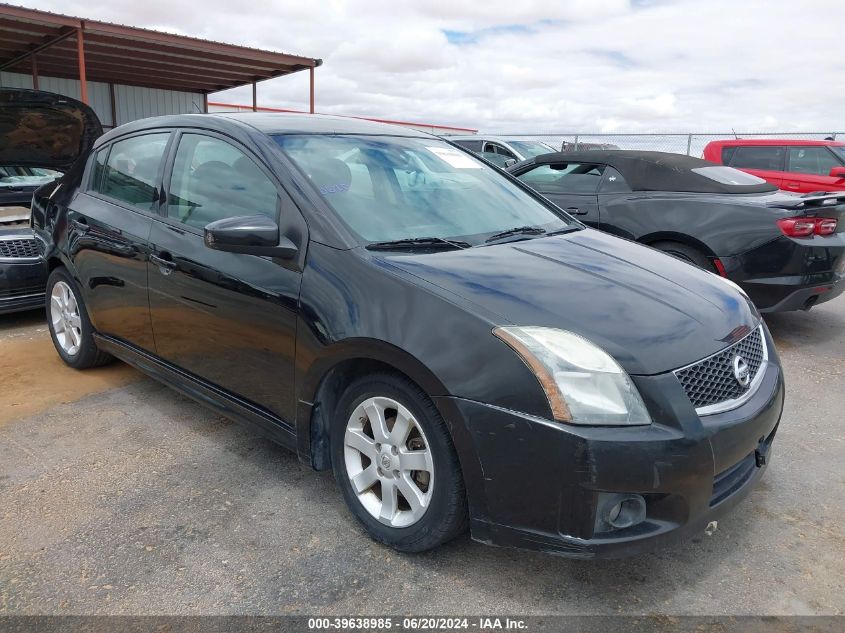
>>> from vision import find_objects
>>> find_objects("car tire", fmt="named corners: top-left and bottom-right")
top-left (651, 241), bottom-right (713, 272)
top-left (45, 267), bottom-right (113, 369)
top-left (330, 372), bottom-right (468, 552)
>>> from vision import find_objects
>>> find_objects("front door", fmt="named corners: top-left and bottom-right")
top-left (783, 146), bottom-right (845, 193)
top-left (514, 161), bottom-right (602, 227)
top-left (68, 131), bottom-right (172, 351)
top-left (147, 131), bottom-right (304, 425)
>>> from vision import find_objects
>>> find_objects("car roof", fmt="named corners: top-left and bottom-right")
top-left (520, 150), bottom-right (778, 194)
top-left (96, 112), bottom-right (435, 146)
top-left (706, 138), bottom-right (844, 147)
top-left (446, 135), bottom-right (553, 143)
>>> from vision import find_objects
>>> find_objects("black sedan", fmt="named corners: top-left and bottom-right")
top-left (0, 88), bottom-right (102, 314)
top-left (31, 113), bottom-right (783, 558)
top-left (507, 151), bottom-right (845, 312)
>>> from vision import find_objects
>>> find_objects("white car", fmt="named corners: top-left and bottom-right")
top-left (446, 135), bottom-right (556, 168)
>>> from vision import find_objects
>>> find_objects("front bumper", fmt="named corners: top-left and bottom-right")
top-left (434, 345), bottom-right (784, 559)
top-left (0, 257), bottom-right (47, 315)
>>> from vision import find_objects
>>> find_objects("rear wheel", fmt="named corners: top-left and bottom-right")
top-left (46, 267), bottom-right (113, 369)
top-left (331, 372), bottom-right (468, 552)
top-left (651, 240), bottom-right (713, 272)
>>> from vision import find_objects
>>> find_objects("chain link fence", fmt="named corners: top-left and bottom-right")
top-left (492, 132), bottom-right (841, 157)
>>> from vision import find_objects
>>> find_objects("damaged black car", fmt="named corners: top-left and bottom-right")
top-left (32, 113), bottom-right (783, 557)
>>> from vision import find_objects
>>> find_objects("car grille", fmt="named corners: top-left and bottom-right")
top-left (0, 238), bottom-right (40, 259)
top-left (674, 326), bottom-right (766, 413)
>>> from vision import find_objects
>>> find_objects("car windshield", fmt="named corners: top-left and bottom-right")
top-left (0, 166), bottom-right (59, 187)
top-left (505, 140), bottom-right (556, 158)
top-left (830, 146), bottom-right (845, 162)
top-left (274, 134), bottom-right (574, 245)
top-left (690, 165), bottom-right (767, 186)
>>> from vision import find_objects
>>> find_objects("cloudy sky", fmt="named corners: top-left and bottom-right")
top-left (18, 0), bottom-right (843, 133)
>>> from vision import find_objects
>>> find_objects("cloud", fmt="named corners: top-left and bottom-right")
top-left (12, 0), bottom-right (844, 133)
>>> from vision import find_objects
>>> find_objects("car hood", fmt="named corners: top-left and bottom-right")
top-left (379, 229), bottom-right (759, 375)
top-left (0, 88), bottom-right (103, 171)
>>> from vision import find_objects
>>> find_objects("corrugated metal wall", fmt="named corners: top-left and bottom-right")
top-left (0, 71), bottom-right (203, 128)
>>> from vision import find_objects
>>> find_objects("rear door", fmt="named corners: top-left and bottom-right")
top-left (68, 131), bottom-right (171, 351)
top-left (514, 161), bottom-right (603, 227)
top-left (147, 130), bottom-right (305, 425)
top-left (783, 146), bottom-right (845, 193)
top-left (724, 145), bottom-right (786, 188)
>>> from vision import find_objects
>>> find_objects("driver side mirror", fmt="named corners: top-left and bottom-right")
top-left (504, 158), bottom-right (518, 168)
top-left (204, 214), bottom-right (298, 259)
top-left (829, 166), bottom-right (845, 179)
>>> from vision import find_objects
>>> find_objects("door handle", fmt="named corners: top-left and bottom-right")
top-left (150, 253), bottom-right (177, 274)
top-left (785, 183), bottom-right (800, 189)
top-left (566, 207), bottom-right (588, 215)
top-left (71, 218), bottom-right (90, 233)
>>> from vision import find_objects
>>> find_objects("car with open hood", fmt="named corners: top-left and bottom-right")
top-left (508, 151), bottom-right (845, 313)
top-left (33, 113), bottom-right (783, 557)
top-left (0, 88), bottom-right (102, 314)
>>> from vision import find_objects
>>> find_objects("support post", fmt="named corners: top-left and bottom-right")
top-left (309, 66), bottom-right (315, 114)
top-left (252, 81), bottom-right (257, 112)
top-left (108, 82), bottom-right (117, 128)
top-left (686, 133), bottom-right (693, 156)
top-left (31, 53), bottom-right (38, 90)
top-left (202, 92), bottom-right (208, 113)
top-left (77, 25), bottom-right (88, 104)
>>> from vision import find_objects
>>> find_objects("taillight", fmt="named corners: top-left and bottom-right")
top-left (817, 218), bottom-right (837, 235)
top-left (777, 217), bottom-right (816, 237)
top-left (777, 217), bottom-right (838, 237)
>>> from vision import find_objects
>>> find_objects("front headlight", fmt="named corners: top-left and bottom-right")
top-left (493, 326), bottom-right (652, 426)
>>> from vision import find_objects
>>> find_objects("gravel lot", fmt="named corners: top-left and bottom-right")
top-left (0, 299), bottom-right (843, 616)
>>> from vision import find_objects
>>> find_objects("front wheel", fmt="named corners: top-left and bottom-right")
top-left (46, 267), bottom-right (113, 369)
top-left (331, 372), bottom-right (468, 552)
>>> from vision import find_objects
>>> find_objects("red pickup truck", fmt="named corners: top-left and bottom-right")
top-left (703, 139), bottom-right (845, 193)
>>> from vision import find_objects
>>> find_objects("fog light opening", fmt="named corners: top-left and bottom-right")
top-left (607, 495), bottom-right (647, 529)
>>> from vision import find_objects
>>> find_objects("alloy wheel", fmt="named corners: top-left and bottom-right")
top-left (343, 396), bottom-right (435, 528)
top-left (50, 280), bottom-right (82, 356)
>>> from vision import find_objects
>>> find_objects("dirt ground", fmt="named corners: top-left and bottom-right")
top-left (0, 300), bottom-right (843, 616)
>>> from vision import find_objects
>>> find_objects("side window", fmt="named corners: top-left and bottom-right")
top-left (599, 167), bottom-right (631, 193)
top-left (97, 133), bottom-right (170, 210)
top-left (484, 142), bottom-right (517, 160)
top-left (721, 147), bottom-right (737, 165)
top-left (89, 147), bottom-right (108, 191)
top-left (728, 146), bottom-right (785, 171)
top-left (167, 134), bottom-right (279, 230)
top-left (481, 152), bottom-right (511, 167)
top-left (787, 147), bottom-right (842, 176)
top-left (452, 139), bottom-right (483, 152)
top-left (518, 163), bottom-right (605, 194)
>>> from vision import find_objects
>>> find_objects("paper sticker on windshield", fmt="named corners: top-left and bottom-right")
top-left (426, 146), bottom-right (482, 168)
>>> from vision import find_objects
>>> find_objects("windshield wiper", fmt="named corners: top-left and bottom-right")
top-left (484, 226), bottom-right (546, 244)
top-left (545, 225), bottom-right (582, 236)
top-left (366, 237), bottom-right (471, 251)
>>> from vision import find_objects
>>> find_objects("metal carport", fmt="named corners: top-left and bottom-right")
top-left (0, 3), bottom-right (321, 127)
